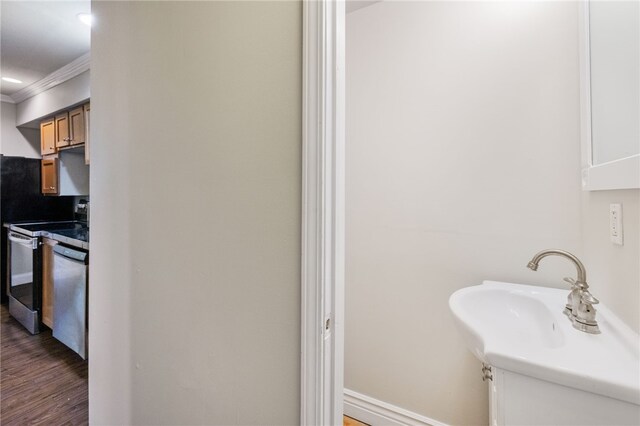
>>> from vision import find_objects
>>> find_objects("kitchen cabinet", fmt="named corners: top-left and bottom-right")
top-left (40, 149), bottom-right (89, 196)
top-left (84, 103), bottom-right (90, 164)
top-left (42, 238), bottom-right (58, 328)
top-left (55, 113), bottom-right (70, 148)
top-left (40, 102), bottom-right (90, 155)
top-left (69, 106), bottom-right (85, 146)
top-left (40, 119), bottom-right (56, 156)
top-left (41, 157), bottom-right (59, 194)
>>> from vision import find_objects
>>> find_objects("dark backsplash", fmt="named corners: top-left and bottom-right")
top-left (1, 155), bottom-right (76, 303)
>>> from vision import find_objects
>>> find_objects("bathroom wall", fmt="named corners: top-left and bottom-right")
top-left (1, 101), bottom-right (40, 158)
top-left (89, 1), bottom-right (301, 424)
top-left (346, 2), bottom-right (585, 424)
top-left (582, 189), bottom-right (640, 332)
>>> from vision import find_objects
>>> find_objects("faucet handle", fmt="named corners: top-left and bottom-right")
top-left (563, 277), bottom-right (587, 290)
top-left (581, 291), bottom-right (599, 305)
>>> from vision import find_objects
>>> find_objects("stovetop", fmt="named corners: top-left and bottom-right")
top-left (52, 228), bottom-right (89, 243)
top-left (11, 221), bottom-right (87, 233)
top-left (8, 221), bottom-right (89, 250)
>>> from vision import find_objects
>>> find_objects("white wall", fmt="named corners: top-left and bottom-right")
top-left (1, 101), bottom-right (40, 158)
top-left (16, 70), bottom-right (90, 127)
top-left (582, 189), bottom-right (640, 332)
top-left (89, 2), bottom-right (301, 424)
top-left (346, 2), bottom-right (586, 424)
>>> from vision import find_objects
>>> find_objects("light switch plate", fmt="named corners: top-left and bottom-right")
top-left (610, 203), bottom-right (623, 245)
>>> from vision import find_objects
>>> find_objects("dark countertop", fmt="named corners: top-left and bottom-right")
top-left (47, 228), bottom-right (89, 250)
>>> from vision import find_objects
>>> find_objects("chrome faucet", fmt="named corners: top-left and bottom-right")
top-left (527, 249), bottom-right (600, 334)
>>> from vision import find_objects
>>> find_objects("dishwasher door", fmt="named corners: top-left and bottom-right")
top-left (53, 244), bottom-right (88, 359)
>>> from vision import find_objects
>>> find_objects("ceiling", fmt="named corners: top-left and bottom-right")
top-left (0, 0), bottom-right (373, 96)
top-left (1, 1), bottom-right (90, 96)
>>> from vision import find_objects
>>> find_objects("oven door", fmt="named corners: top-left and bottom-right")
top-left (8, 232), bottom-right (37, 307)
top-left (8, 231), bottom-right (40, 333)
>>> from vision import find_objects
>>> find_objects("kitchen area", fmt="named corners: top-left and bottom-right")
top-left (6, 201), bottom-right (90, 357)
top-left (1, 2), bottom-right (91, 423)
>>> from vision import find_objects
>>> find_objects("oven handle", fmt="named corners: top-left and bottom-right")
top-left (8, 232), bottom-right (37, 248)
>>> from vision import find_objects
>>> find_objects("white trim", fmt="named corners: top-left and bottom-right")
top-left (578, 1), bottom-right (593, 175)
top-left (579, 2), bottom-right (640, 191)
top-left (301, 0), bottom-right (345, 425)
top-left (344, 389), bottom-right (449, 426)
top-left (10, 52), bottom-right (90, 104)
top-left (1, 94), bottom-right (15, 103)
top-left (582, 155), bottom-right (640, 191)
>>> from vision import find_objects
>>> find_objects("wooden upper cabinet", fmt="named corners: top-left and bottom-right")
top-left (55, 113), bottom-right (70, 148)
top-left (69, 106), bottom-right (85, 146)
top-left (40, 119), bottom-right (56, 155)
top-left (41, 157), bottom-right (59, 195)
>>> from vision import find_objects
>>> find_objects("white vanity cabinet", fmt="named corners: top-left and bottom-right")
top-left (450, 281), bottom-right (640, 426)
top-left (488, 366), bottom-right (640, 426)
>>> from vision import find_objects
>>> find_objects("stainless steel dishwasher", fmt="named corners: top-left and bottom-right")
top-left (53, 244), bottom-right (88, 359)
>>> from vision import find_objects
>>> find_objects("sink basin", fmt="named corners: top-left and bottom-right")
top-left (449, 281), bottom-right (640, 405)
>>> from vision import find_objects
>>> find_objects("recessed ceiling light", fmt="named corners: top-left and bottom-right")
top-left (1, 77), bottom-right (22, 84)
top-left (77, 13), bottom-right (93, 27)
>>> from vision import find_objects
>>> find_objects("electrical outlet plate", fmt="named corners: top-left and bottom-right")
top-left (609, 203), bottom-right (623, 245)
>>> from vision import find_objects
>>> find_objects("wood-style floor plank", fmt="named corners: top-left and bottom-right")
top-left (1, 304), bottom-right (88, 425)
top-left (344, 415), bottom-right (369, 426)
top-left (1, 303), bottom-right (370, 426)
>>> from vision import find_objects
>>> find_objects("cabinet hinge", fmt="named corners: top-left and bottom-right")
top-left (482, 363), bottom-right (493, 381)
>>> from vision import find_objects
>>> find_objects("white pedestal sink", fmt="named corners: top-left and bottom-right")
top-left (449, 281), bottom-right (640, 425)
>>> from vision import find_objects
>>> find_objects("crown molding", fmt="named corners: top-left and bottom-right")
top-left (10, 52), bottom-right (90, 104)
top-left (1, 94), bottom-right (15, 103)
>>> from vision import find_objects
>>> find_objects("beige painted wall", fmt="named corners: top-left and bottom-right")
top-left (1, 101), bottom-right (40, 158)
top-left (582, 189), bottom-right (640, 332)
top-left (346, 2), bottom-right (587, 424)
top-left (89, 2), bottom-right (301, 424)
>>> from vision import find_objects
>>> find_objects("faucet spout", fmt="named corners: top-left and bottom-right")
top-left (526, 249), bottom-right (587, 286)
top-left (526, 249), bottom-right (600, 334)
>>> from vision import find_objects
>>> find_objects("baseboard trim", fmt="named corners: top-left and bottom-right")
top-left (344, 389), bottom-right (448, 426)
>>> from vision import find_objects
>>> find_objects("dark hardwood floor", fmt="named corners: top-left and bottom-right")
top-left (0, 302), bottom-right (368, 425)
top-left (1, 304), bottom-right (88, 425)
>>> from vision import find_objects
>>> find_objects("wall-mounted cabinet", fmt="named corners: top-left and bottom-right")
top-left (41, 157), bottom-right (59, 194)
top-left (39, 102), bottom-right (90, 156)
top-left (69, 106), bottom-right (86, 146)
top-left (40, 119), bottom-right (56, 155)
top-left (39, 102), bottom-right (90, 195)
top-left (55, 113), bottom-right (70, 148)
top-left (41, 149), bottom-right (89, 196)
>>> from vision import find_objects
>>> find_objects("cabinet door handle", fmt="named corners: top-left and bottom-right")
top-left (49, 186), bottom-right (55, 190)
